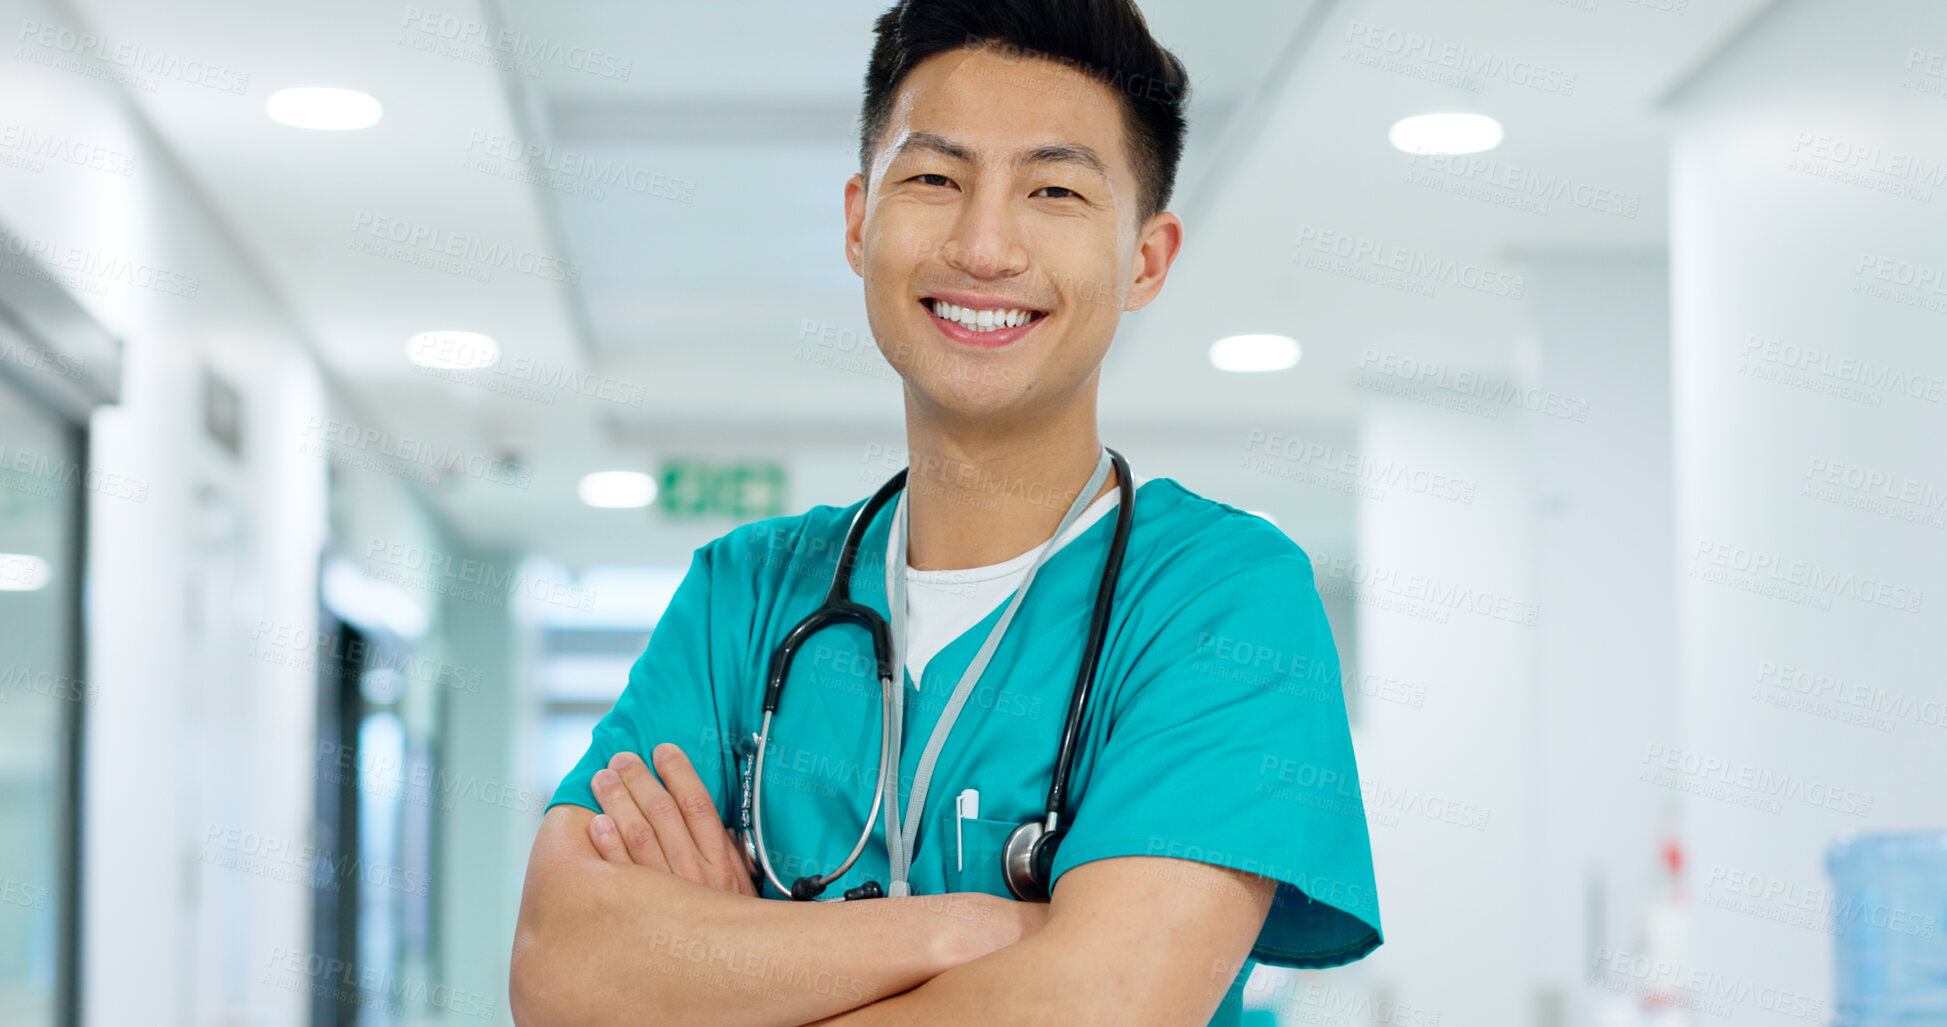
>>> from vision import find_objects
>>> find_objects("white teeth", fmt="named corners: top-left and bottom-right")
top-left (929, 299), bottom-right (1038, 333)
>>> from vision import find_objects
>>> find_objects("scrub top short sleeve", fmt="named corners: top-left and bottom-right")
top-left (1047, 539), bottom-right (1384, 969)
top-left (547, 544), bottom-right (736, 818)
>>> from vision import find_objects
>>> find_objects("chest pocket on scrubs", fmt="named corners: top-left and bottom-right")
top-left (941, 816), bottom-right (1020, 897)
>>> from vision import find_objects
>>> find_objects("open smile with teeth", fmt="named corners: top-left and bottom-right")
top-left (924, 298), bottom-right (1046, 333)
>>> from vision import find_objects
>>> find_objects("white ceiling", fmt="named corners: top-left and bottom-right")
top-left (64, 0), bottom-right (1776, 566)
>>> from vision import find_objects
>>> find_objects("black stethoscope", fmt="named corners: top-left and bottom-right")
top-left (735, 447), bottom-right (1134, 902)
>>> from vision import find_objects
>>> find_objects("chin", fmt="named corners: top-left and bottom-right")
top-left (903, 373), bottom-right (1030, 422)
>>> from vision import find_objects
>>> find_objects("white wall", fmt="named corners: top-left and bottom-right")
top-left (435, 541), bottom-right (530, 1027)
top-left (0, 0), bottom-right (327, 1022)
top-left (1352, 397), bottom-right (1535, 1027)
top-left (1296, 251), bottom-right (1678, 1027)
top-left (1669, 0), bottom-right (1947, 1021)
top-left (1520, 253), bottom-right (1682, 1025)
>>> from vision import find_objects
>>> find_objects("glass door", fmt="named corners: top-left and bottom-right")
top-left (0, 368), bottom-right (84, 1027)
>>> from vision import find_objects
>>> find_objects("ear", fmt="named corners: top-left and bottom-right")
top-left (1123, 210), bottom-right (1184, 312)
top-left (844, 173), bottom-right (868, 278)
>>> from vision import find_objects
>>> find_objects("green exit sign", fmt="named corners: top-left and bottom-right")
top-left (659, 459), bottom-right (787, 520)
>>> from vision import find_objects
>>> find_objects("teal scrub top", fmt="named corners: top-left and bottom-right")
top-left (549, 476), bottom-right (1384, 1025)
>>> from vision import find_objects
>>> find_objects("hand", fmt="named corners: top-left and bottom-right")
top-left (928, 892), bottom-right (1054, 970)
top-left (994, 893), bottom-right (1052, 949)
top-left (588, 743), bottom-right (761, 897)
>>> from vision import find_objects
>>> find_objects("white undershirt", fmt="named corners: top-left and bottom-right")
top-left (891, 473), bottom-right (1149, 688)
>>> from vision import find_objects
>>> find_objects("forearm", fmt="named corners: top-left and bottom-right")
top-left (802, 925), bottom-right (1090, 1026)
top-left (802, 859), bottom-right (1261, 1027)
top-left (512, 851), bottom-right (1004, 1027)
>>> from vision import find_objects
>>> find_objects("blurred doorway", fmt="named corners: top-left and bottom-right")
top-left (0, 366), bottom-right (86, 1027)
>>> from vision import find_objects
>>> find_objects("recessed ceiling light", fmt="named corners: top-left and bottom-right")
top-left (1389, 113), bottom-right (1503, 155)
top-left (0, 554), bottom-right (52, 591)
top-left (266, 87), bottom-right (383, 131)
top-left (1209, 334), bottom-right (1301, 373)
top-left (408, 331), bottom-right (499, 369)
top-left (580, 471), bottom-right (658, 509)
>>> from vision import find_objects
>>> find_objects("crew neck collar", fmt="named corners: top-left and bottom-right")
top-left (892, 475), bottom-right (1148, 584)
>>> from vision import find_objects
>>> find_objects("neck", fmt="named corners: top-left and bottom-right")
top-left (899, 391), bottom-right (1119, 571)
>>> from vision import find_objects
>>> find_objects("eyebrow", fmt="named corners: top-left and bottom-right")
top-left (893, 131), bottom-right (1110, 180)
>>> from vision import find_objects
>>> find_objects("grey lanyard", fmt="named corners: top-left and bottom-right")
top-left (880, 448), bottom-right (1115, 896)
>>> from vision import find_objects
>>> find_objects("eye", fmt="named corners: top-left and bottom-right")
top-left (911, 173), bottom-right (953, 187)
top-left (1035, 185), bottom-right (1080, 200)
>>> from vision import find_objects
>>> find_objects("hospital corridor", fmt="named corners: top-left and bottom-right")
top-left (1, 0), bottom-right (1944, 1025)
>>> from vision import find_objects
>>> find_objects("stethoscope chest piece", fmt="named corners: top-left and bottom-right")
top-left (1001, 820), bottom-right (1063, 902)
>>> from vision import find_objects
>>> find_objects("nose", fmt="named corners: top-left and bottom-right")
top-left (938, 184), bottom-right (1030, 281)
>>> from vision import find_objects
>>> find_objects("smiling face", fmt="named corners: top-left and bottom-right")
top-left (844, 44), bottom-right (1182, 426)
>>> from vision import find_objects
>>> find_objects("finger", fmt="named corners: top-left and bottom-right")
top-left (649, 744), bottom-right (751, 895)
top-left (612, 750), bottom-right (709, 883)
top-left (588, 813), bottom-right (632, 864)
top-left (648, 743), bottom-right (736, 879)
top-left (591, 763), bottom-right (669, 872)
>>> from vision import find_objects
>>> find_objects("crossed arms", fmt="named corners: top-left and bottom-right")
top-left (509, 742), bottom-right (1277, 1026)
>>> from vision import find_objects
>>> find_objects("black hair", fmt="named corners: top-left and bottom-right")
top-left (859, 0), bottom-right (1191, 226)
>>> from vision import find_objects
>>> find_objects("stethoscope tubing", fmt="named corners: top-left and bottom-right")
top-left (747, 449), bottom-right (1130, 899)
top-left (750, 469), bottom-right (908, 899)
top-left (1041, 448), bottom-right (1134, 832)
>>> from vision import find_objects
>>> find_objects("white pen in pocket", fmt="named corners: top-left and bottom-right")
top-left (954, 789), bottom-right (980, 872)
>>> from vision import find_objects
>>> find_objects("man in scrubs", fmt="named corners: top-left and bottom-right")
top-left (510, 0), bottom-right (1383, 1022)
